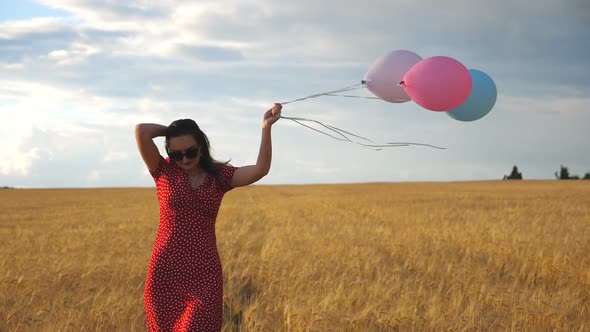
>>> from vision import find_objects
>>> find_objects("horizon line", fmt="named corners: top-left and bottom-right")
top-left (2, 178), bottom-right (582, 190)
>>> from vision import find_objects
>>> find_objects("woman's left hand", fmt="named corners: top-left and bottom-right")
top-left (263, 103), bottom-right (282, 129)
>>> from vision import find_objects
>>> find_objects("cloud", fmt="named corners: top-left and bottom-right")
top-left (174, 44), bottom-right (245, 62)
top-left (0, 77), bottom-right (272, 182)
top-left (46, 42), bottom-right (100, 65)
top-left (0, 19), bottom-right (77, 63)
top-left (4, 1), bottom-right (588, 100)
top-left (39, 0), bottom-right (168, 25)
top-left (4, 126), bottom-right (145, 188)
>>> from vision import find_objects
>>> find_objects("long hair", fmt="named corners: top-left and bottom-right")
top-left (165, 119), bottom-right (230, 183)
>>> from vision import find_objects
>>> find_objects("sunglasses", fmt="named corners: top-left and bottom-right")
top-left (167, 146), bottom-right (200, 161)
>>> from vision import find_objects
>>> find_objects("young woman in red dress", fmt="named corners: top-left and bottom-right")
top-left (134, 103), bottom-right (282, 331)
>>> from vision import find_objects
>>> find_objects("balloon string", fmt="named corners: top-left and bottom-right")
top-left (280, 83), bottom-right (366, 105)
top-left (280, 82), bottom-right (409, 103)
top-left (278, 115), bottom-right (446, 151)
top-left (324, 93), bottom-right (409, 102)
top-left (324, 93), bottom-right (381, 100)
top-left (278, 81), bottom-right (445, 150)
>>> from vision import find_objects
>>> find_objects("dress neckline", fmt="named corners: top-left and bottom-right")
top-left (183, 171), bottom-right (210, 191)
top-left (170, 160), bottom-right (208, 191)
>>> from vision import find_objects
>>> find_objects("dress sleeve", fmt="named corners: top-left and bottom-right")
top-left (149, 155), bottom-right (169, 180)
top-left (218, 163), bottom-right (238, 194)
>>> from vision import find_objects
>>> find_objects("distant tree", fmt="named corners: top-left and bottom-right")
top-left (555, 165), bottom-right (580, 180)
top-left (504, 165), bottom-right (523, 180)
top-left (584, 173), bottom-right (590, 180)
top-left (555, 165), bottom-right (569, 179)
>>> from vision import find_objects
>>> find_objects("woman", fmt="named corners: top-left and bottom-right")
top-left (134, 103), bottom-right (282, 331)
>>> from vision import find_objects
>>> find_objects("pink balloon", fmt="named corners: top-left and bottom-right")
top-left (401, 56), bottom-right (472, 112)
top-left (363, 50), bottom-right (422, 103)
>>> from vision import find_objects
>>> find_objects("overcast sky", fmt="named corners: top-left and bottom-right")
top-left (1, 0), bottom-right (589, 188)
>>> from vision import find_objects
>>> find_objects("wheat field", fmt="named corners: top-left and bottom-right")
top-left (1, 180), bottom-right (589, 331)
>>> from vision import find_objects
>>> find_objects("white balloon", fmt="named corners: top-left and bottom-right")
top-left (363, 50), bottom-right (422, 103)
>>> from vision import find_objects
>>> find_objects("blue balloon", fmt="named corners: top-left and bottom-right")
top-left (446, 69), bottom-right (497, 122)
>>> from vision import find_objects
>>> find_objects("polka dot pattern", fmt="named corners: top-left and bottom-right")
top-left (144, 155), bottom-right (237, 331)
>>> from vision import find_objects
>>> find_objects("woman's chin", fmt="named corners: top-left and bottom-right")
top-left (180, 162), bottom-right (197, 170)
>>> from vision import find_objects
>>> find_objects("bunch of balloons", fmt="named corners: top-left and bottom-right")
top-left (363, 50), bottom-right (497, 122)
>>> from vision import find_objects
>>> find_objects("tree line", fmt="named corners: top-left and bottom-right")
top-left (504, 165), bottom-right (590, 180)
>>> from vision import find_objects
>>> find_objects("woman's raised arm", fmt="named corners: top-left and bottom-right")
top-left (230, 104), bottom-right (281, 188)
top-left (135, 123), bottom-right (167, 172)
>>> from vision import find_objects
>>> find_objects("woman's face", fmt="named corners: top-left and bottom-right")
top-left (167, 135), bottom-right (201, 171)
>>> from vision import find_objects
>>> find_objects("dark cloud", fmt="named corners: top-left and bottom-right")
top-left (0, 28), bottom-right (77, 62)
top-left (174, 44), bottom-right (244, 62)
top-left (152, 1), bottom-right (590, 92)
top-left (0, 23), bottom-right (132, 65)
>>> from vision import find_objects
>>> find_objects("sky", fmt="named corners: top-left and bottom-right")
top-left (0, 0), bottom-right (589, 188)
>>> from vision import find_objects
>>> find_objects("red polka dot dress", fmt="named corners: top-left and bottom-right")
top-left (144, 155), bottom-right (237, 331)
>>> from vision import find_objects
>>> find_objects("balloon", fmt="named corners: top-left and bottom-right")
top-left (401, 56), bottom-right (472, 112)
top-left (363, 50), bottom-right (422, 103)
top-left (447, 69), bottom-right (497, 122)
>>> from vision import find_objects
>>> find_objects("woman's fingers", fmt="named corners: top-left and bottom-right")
top-left (271, 103), bottom-right (282, 116)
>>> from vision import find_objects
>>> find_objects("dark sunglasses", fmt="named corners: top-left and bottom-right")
top-left (167, 146), bottom-right (200, 161)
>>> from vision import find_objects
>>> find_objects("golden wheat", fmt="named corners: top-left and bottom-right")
top-left (1, 181), bottom-right (589, 331)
